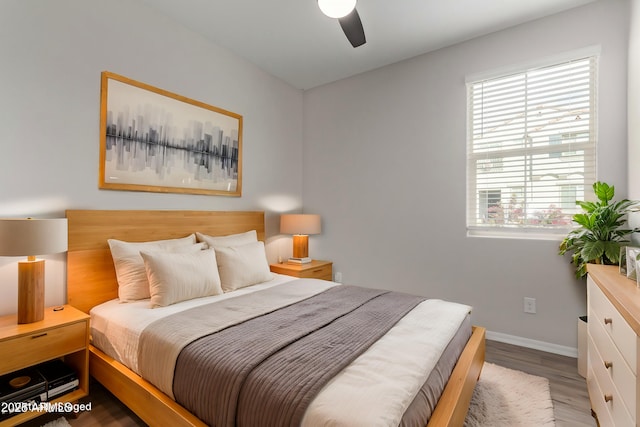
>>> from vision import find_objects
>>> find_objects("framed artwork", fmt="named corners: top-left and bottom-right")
top-left (99, 71), bottom-right (242, 196)
top-left (626, 246), bottom-right (640, 281)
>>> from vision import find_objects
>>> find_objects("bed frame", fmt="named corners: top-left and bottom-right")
top-left (66, 209), bottom-right (485, 427)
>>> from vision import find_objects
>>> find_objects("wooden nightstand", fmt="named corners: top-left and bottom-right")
top-left (270, 260), bottom-right (333, 281)
top-left (0, 305), bottom-right (89, 426)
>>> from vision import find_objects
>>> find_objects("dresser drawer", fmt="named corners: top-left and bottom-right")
top-left (587, 366), bottom-right (615, 427)
top-left (588, 327), bottom-right (636, 420)
top-left (0, 321), bottom-right (87, 375)
top-left (588, 277), bottom-right (637, 374)
top-left (588, 336), bottom-right (634, 427)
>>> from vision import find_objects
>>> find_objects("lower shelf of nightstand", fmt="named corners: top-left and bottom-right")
top-left (0, 388), bottom-right (88, 426)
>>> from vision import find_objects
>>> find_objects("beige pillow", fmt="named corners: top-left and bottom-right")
top-left (196, 230), bottom-right (257, 248)
top-left (214, 241), bottom-right (273, 292)
top-left (107, 235), bottom-right (199, 302)
top-left (141, 249), bottom-right (222, 308)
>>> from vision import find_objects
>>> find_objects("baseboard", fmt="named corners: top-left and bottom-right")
top-left (486, 330), bottom-right (578, 358)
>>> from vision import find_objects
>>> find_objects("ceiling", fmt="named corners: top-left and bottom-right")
top-left (139, 0), bottom-right (598, 90)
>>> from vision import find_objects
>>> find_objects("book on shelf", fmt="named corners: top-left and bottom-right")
top-left (287, 257), bottom-right (312, 264)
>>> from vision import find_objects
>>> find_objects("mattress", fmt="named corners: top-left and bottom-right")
top-left (91, 274), bottom-right (472, 426)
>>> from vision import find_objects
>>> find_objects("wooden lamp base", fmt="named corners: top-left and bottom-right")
top-left (289, 234), bottom-right (312, 264)
top-left (17, 258), bottom-right (45, 324)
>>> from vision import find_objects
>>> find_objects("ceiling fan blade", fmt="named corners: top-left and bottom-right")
top-left (338, 8), bottom-right (366, 48)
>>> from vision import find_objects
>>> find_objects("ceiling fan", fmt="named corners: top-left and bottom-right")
top-left (317, 0), bottom-right (366, 48)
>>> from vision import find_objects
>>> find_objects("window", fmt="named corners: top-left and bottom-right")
top-left (479, 189), bottom-right (502, 223)
top-left (466, 55), bottom-right (597, 236)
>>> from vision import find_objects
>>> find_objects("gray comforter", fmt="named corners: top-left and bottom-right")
top-left (169, 284), bottom-right (426, 426)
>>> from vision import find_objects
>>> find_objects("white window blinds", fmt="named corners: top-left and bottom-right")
top-left (466, 55), bottom-right (597, 235)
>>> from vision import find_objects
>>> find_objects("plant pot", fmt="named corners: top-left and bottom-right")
top-left (577, 315), bottom-right (587, 378)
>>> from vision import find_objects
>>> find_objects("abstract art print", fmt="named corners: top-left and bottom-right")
top-left (99, 71), bottom-right (242, 196)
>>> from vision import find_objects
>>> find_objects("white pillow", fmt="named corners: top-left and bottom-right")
top-left (107, 235), bottom-right (199, 302)
top-left (214, 241), bottom-right (273, 292)
top-left (141, 249), bottom-right (222, 308)
top-left (196, 230), bottom-right (257, 248)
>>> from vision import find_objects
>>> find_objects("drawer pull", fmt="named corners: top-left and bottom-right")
top-left (312, 269), bottom-right (323, 273)
top-left (604, 361), bottom-right (613, 369)
top-left (603, 317), bottom-right (613, 325)
top-left (31, 333), bottom-right (48, 339)
top-left (604, 394), bottom-right (613, 403)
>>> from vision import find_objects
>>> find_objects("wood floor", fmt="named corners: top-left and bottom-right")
top-left (23, 339), bottom-right (596, 426)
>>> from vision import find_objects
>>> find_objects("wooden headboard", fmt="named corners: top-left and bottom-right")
top-left (66, 210), bottom-right (265, 314)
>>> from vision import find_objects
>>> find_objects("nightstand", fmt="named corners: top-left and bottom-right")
top-left (270, 260), bottom-right (333, 281)
top-left (0, 305), bottom-right (89, 426)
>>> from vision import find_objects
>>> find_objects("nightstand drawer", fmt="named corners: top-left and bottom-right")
top-left (270, 260), bottom-right (333, 281)
top-left (297, 263), bottom-right (332, 280)
top-left (0, 321), bottom-right (87, 375)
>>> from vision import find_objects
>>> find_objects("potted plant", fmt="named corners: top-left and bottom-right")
top-left (559, 181), bottom-right (640, 278)
top-left (559, 181), bottom-right (640, 377)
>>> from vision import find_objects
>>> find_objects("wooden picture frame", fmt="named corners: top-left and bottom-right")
top-left (99, 72), bottom-right (242, 196)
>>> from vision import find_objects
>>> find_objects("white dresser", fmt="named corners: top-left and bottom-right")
top-left (587, 265), bottom-right (640, 427)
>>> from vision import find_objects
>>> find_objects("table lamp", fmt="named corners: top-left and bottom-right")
top-left (0, 218), bottom-right (68, 324)
top-left (280, 214), bottom-right (321, 264)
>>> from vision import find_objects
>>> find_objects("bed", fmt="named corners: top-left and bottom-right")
top-left (66, 209), bottom-right (485, 427)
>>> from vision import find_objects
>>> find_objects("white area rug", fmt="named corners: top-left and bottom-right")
top-left (464, 362), bottom-right (556, 427)
top-left (41, 416), bottom-right (71, 427)
top-left (39, 364), bottom-right (553, 427)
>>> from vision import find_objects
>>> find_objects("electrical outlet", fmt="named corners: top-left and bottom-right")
top-left (334, 272), bottom-right (342, 283)
top-left (524, 297), bottom-right (536, 314)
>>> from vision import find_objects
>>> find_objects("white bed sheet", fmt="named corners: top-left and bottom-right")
top-left (90, 273), bottom-right (299, 373)
top-left (91, 275), bottom-right (471, 427)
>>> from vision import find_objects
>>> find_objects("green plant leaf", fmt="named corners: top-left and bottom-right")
top-left (593, 181), bottom-right (615, 203)
top-left (558, 239), bottom-right (568, 254)
top-left (576, 201), bottom-right (598, 212)
top-left (582, 240), bottom-right (604, 262)
top-left (603, 241), bottom-right (621, 264)
top-left (612, 199), bottom-right (640, 214)
top-left (572, 213), bottom-right (593, 229)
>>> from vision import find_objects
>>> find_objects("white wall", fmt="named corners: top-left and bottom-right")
top-left (0, 0), bottom-right (304, 316)
top-left (629, 0), bottom-right (640, 205)
top-left (303, 0), bottom-right (630, 351)
top-left (629, 0), bottom-right (640, 247)
top-left (0, 0), bottom-right (630, 351)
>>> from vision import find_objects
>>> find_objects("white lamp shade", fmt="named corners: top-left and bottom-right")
top-left (0, 218), bottom-right (68, 256)
top-left (280, 214), bottom-right (321, 235)
top-left (318, 0), bottom-right (357, 19)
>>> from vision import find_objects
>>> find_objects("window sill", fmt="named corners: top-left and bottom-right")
top-left (467, 227), bottom-right (569, 241)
